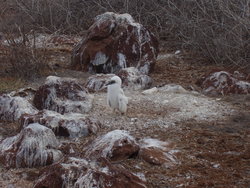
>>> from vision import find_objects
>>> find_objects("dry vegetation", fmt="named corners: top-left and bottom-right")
top-left (0, 60), bottom-right (249, 187)
top-left (1, 0), bottom-right (249, 73)
top-left (4, 32), bottom-right (47, 78)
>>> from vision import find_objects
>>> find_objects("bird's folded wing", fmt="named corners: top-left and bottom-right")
top-left (119, 89), bottom-right (128, 104)
top-left (119, 96), bottom-right (128, 104)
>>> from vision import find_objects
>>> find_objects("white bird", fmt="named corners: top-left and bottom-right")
top-left (106, 76), bottom-right (128, 114)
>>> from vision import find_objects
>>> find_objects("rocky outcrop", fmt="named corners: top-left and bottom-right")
top-left (139, 138), bottom-right (179, 166)
top-left (34, 157), bottom-right (147, 188)
top-left (0, 94), bottom-right (38, 121)
top-left (84, 130), bottom-right (139, 161)
top-left (85, 74), bottom-right (115, 92)
top-left (33, 76), bottom-right (93, 114)
top-left (117, 67), bottom-right (153, 90)
top-left (71, 12), bottom-right (159, 74)
top-left (21, 110), bottom-right (100, 138)
top-left (197, 71), bottom-right (250, 95)
top-left (0, 123), bottom-right (62, 168)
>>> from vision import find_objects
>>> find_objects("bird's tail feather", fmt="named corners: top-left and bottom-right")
top-left (119, 96), bottom-right (128, 113)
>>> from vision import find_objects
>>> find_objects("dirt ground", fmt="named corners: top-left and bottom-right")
top-left (0, 42), bottom-right (250, 188)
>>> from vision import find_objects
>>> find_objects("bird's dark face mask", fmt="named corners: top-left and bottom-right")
top-left (106, 80), bottom-right (116, 86)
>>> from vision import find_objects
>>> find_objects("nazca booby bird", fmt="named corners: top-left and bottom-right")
top-left (106, 76), bottom-right (128, 114)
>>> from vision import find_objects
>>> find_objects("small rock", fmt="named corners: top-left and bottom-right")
top-left (131, 118), bottom-right (138, 122)
top-left (197, 70), bottom-right (250, 95)
top-left (84, 130), bottom-right (139, 161)
top-left (21, 110), bottom-right (101, 138)
top-left (0, 123), bottom-right (62, 168)
top-left (174, 50), bottom-right (181, 55)
top-left (117, 67), bottom-right (153, 90)
top-left (74, 158), bottom-right (147, 188)
top-left (85, 74), bottom-right (115, 92)
top-left (0, 94), bottom-right (38, 121)
top-left (139, 138), bottom-right (179, 166)
top-left (34, 157), bottom-right (147, 188)
top-left (33, 76), bottom-right (93, 114)
top-left (142, 87), bottom-right (158, 95)
top-left (158, 84), bottom-right (187, 93)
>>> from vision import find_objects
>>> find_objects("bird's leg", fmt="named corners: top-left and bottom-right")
top-left (120, 111), bottom-right (127, 116)
top-left (110, 109), bottom-right (119, 118)
top-left (111, 108), bottom-right (116, 114)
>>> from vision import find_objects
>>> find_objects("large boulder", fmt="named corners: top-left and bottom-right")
top-left (84, 130), bottom-right (139, 161)
top-left (21, 110), bottom-right (100, 138)
top-left (34, 157), bottom-right (147, 188)
top-left (197, 70), bottom-right (250, 95)
top-left (0, 123), bottom-right (62, 168)
top-left (0, 94), bottom-right (38, 121)
top-left (71, 12), bottom-right (159, 74)
top-left (33, 76), bottom-right (93, 114)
